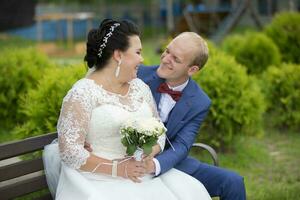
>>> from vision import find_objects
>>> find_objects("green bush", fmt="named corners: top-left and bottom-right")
top-left (221, 32), bottom-right (281, 74)
top-left (193, 49), bottom-right (266, 149)
top-left (262, 64), bottom-right (300, 130)
top-left (220, 34), bottom-right (244, 56)
top-left (13, 64), bottom-right (86, 138)
top-left (0, 47), bottom-right (53, 129)
top-left (264, 12), bottom-right (300, 64)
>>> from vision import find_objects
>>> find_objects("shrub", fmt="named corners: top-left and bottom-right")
top-left (264, 12), bottom-right (300, 64)
top-left (0, 47), bottom-right (53, 129)
top-left (221, 32), bottom-right (281, 74)
top-left (193, 49), bottom-right (266, 149)
top-left (220, 34), bottom-right (244, 56)
top-left (13, 64), bottom-right (86, 139)
top-left (262, 64), bottom-right (300, 130)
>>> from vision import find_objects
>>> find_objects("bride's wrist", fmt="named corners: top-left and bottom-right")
top-left (117, 161), bottom-right (127, 178)
top-left (111, 160), bottom-right (118, 177)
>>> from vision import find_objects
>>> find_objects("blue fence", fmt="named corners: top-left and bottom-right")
top-left (6, 18), bottom-right (100, 41)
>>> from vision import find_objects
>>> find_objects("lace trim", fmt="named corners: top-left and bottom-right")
top-left (58, 78), bottom-right (161, 169)
top-left (83, 78), bottom-right (148, 112)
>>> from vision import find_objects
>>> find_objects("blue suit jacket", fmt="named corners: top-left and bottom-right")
top-left (137, 65), bottom-right (211, 175)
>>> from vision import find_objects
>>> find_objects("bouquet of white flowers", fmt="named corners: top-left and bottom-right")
top-left (120, 117), bottom-right (167, 161)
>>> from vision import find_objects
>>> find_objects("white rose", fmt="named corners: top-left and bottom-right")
top-left (137, 118), bottom-right (166, 136)
top-left (121, 117), bottom-right (166, 136)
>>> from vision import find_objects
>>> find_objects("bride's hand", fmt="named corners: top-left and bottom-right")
top-left (119, 158), bottom-right (145, 183)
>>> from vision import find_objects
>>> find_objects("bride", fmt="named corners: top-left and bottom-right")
top-left (44, 19), bottom-right (211, 200)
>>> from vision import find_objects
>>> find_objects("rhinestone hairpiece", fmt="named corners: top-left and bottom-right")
top-left (98, 23), bottom-right (120, 58)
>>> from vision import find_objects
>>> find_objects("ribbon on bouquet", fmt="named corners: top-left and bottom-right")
top-left (165, 135), bottom-right (176, 152)
top-left (133, 135), bottom-right (176, 161)
top-left (133, 147), bottom-right (144, 161)
top-left (133, 135), bottom-right (175, 161)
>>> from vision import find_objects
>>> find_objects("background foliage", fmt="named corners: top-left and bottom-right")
top-left (264, 12), bottom-right (300, 64)
top-left (193, 47), bottom-right (266, 149)
top-left (13, 64), bottom-right (86, 138)
top-left (221, 32), bottom-right (281, 74)
top-left (0, 47), bottom-right (54, 129)
top-left (262, 63), bottom-right (300, 130)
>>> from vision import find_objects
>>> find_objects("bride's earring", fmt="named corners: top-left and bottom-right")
top-left (115, 60), bottom-right (121, 77)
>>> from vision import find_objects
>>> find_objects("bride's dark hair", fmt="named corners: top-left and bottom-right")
top-left (84, 19), bottom-right (140, 70)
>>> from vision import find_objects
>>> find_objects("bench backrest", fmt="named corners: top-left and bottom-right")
top-left (0, 132), bottom-right (57, 200)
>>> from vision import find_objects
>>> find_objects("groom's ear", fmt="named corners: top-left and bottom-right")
top-left (113, 50), bottom-right (122, 62)
top-left (188, 65), bottom-right (200, 76)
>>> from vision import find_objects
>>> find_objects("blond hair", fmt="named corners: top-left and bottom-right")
top-left (177, 32), bottom-right (209, 70)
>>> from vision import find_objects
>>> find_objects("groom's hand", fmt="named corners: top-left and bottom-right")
top-left (140, 144), bottom-right (160, 174)
top-left (84, 141), bottom-right (93, 152)
top-left (143, 155), bottom-right (155, 174)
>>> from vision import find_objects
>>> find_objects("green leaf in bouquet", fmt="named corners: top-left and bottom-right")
top-left (146, 137), bottom-right (157, 146)
top-left (132, 131), bottom-right (140, 144)
top-left (121, 137), bottom-right (129, 146)
top-left (142, 143), bottom-right (152, 155)
top-left (127, 144), bottom-right (137, 156)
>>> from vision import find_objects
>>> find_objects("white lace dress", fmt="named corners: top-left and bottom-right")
top-left (44, 78), bottom-right (211, 200)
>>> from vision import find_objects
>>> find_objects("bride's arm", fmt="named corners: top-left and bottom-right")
top-left (58, 88), bottom-right (143, 182)
top-left (79, 154), bottom-right (143, 183)
top-left (142, 81), bottom-right (166, 156)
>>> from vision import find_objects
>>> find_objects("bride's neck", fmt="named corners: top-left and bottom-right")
top-left (90, 67), bottom-right (128, 92)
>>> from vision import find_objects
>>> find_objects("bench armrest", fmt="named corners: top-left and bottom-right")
top-left (192, 143), bottom-right (219, 166)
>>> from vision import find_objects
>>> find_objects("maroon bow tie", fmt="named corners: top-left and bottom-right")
top-left (157, 82), bottom-right (182, 101)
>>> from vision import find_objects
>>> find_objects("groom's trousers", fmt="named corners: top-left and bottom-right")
top-left (175, 157), bottom-right (246, 200)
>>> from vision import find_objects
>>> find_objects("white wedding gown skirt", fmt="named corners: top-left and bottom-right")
top-left (55, 163), bottom-right (210, 200)
top-left (43, 78), bottom-right (211, 200)
top-left (44, 143), bottom-right (211, 200)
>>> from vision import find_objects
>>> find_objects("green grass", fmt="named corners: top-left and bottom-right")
top-left (0, 35), bottom-right (35, 50)
top-left (52, 56), bottom-right (84, 66)
top-left (47, 38), bottom-right (162, 67)
top-left (191, 130), bottom-right (300, 200)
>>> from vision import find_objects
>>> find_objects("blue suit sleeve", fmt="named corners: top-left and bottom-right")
top-left (155, 104), bottom-right (210, 175)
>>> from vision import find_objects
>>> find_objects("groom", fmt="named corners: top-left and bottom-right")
top-left (137, 32), bottom-right (246, 200)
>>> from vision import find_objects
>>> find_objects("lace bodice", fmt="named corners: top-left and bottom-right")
top-left (57, 78), bottom-right (165, 169)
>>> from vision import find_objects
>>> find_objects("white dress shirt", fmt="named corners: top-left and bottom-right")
top-left (153, 79), bottom-right (189, 175)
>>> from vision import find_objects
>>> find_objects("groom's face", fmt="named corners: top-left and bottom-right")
top-left (157, 34), bottom-right (198, 87)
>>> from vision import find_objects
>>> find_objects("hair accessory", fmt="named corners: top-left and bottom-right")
top-left (98, 23), bottom-right (120, 58)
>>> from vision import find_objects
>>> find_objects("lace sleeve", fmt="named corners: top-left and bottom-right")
top-left (137, 79), bottom-right (166, 151)
top-left (57, 87), bottom-right (92, 169)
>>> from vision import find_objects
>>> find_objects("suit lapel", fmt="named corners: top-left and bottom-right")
top-left (166, 79), bottom-right (195, 136)
top-left (146, 73), bottom-right (164, 106)
top-left (144, 71), bottom-right (196, 137)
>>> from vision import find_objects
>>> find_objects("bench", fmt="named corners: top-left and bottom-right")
top-left (0, 132), bottom-right (218, 200)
